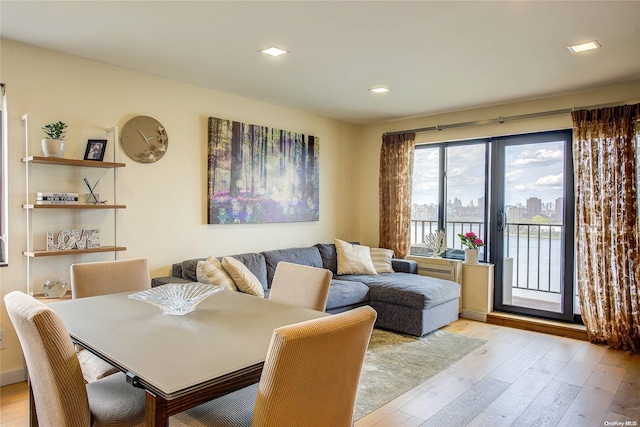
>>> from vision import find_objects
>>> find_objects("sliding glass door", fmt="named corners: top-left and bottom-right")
top-left (491, 130), bottom-right (575, 321)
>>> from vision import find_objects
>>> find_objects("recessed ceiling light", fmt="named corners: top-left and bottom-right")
top-left (369, 87), bottom-right (390, 94)
top-left (567, 40), bottom-right (601, 53)
top-left (261, 47), bottom-right (288, 57)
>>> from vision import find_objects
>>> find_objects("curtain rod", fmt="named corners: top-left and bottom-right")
top-left (384, 100), bottom-right (639, 136)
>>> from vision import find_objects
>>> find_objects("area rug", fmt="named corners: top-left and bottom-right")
top-left (354, 328), bottom-right (487, 420)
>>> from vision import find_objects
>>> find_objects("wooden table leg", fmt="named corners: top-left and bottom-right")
top-left (145, 390), bottom-right (169, 427)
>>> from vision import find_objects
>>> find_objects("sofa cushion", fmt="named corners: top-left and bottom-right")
top-left (315, 243), bottom-right (338, 274)
top-left (335, 239), bottom-right (377, 275)
top-left (228, 253), bottom-right (268, 290)
top-left (196, 256), bottom-right (238, 291)
top-left (181, 258), bottom-right (206, 281)
top-left (222, 257), bottom-right (265, 297)
top-left (370, 247), bottom-right (394, 274)
top-left (262, 247), bottom-right (323, 287)
top-left (336, 272), bottom-right (460, 310)
top-left (325, 279), bottom-right (369, 311)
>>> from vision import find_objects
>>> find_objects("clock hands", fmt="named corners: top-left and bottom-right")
top-left (138, 129), bottom-right (154, 144)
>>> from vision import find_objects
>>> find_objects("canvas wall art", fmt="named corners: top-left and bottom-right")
top-left (207, 117), bottom-right (319, 224)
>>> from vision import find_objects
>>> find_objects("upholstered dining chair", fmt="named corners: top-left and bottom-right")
top-left (170, 305), bottom-right (377, 427)
top-left (70, 258), bottom-right (151, 382)
top-left (4, 291), bottom-right (146, 427)
top-left (70, 257), bottom-right (151, 298)
top-left (268, 261), bottom-right (332, 311)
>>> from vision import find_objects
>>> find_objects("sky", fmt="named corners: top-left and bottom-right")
top-left (412, 140), bottom-right (565, 207)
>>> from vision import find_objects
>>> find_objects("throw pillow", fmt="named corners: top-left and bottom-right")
top-left (370, 247), bottom-right (395, 274)
top-left (335, 238), bottom-right (378, 275)
top-left (221, 256), bottom-right (265, 297)
top-left (196, 256), bottom-right (238, 291)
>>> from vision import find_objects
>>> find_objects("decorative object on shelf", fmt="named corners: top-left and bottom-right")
top-left (424, 229), bottom-right (447, 257)
top-left (47, 229), bottom-right (100, 251)
top-left (83, 139), bottom-right (107, 161)
top-left (83, 178), bottom-right (101, 204)
top-left (207, 117), bottom-right (319, 224)
top-left (43, 278), bottom-right (68, 298)
top-left (35, 192), bottom-right (78, 205)
top-left (41, 121), bottom-right (68, 158)
top-left (128, 283), bottom-right (222, 315)
top-left (121, 115), bottom-right (168, 163)
top-left (458, 231), bottom-right (484, 264)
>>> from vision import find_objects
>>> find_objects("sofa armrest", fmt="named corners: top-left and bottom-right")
top-left (392, 259), bottom-right (417, 274)
top-left (151, 276), bottom-right (192, 288)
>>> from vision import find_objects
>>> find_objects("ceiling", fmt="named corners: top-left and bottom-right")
top-left (2, 1), bottom-right (640, 125)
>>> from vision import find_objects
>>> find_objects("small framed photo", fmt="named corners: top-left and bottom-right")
top-left (84, 139), bottom-right (107, 161)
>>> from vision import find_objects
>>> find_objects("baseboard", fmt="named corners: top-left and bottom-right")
top-left (487, 312), bottom-right (588, 341)
top-left (0, 368), bottom-right (26, 386)
top-left (460, 309), bottom-right (487, 322)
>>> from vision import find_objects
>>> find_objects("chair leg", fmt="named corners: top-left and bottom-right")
top-left (28, 379), bottom-right (39, 427)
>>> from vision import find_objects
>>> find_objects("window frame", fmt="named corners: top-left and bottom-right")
top-left (411, 138), bottom-right (491, 262)
top-left (0, 83), bottom-right (7, 266)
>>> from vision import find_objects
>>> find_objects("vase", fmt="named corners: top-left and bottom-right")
top-left (464, 249), bottom-right (478, 264)
top-left (41, 138), bottom-right (65, 158)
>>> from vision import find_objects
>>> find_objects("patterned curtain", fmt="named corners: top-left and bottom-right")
top-left (572, 104), bottom-right (640, 352)
top-left (379, 132), bottom-right (416, 258)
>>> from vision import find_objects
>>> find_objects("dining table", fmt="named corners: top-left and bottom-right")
top-left (48, 288), bottom-right (327, 426)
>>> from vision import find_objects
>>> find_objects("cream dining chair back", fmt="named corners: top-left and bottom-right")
top-left (70, 258), bottom-right (151, 382)
top-left (170, 305), bottom-right (377, 427)
top-left (268, 261), bottom-right (332, 311)
top-left (3, 291), bottom-right (146, 427)
top-left (70, 258), bottom-right (151, 298)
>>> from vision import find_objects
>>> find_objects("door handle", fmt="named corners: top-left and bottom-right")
top-left (497, 210), bottom-right (507, 231)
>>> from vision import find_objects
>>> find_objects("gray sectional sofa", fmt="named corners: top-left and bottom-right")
top-left (151, 243), bottom-right (460, 336)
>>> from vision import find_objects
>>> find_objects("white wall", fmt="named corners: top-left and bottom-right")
top-left (355, 81), bottom-right (640, 246)
top-left (0, 39), bottom-right (361, 382)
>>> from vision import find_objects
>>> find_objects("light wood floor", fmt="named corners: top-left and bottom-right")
top-left (1, 319), bottom-right (638, 427)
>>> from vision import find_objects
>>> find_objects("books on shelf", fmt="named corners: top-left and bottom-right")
top-left (36, 192), bottom-right (79, 205)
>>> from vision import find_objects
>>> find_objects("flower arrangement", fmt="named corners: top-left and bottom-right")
top-left (424, 229), bottom-right (447, 257)
top-left (458, 231), bottom-right (484, 249)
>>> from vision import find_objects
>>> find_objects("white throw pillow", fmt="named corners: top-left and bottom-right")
top-left (196, 256), bottom-right (238, 291)
top-left (221, 256), bottom-right (265, 297)
top-left (370, 247), bottom-right (395, 274)
top-left (335, 238), bottom-right (378, 275)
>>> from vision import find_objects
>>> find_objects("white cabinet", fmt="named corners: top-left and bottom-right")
top-left (21, 114), bottom-right (126, 295)
top-left (460, 263), bottom-right (494, 322)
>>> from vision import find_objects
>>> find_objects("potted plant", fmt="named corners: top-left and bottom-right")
top-left (458, 231), bottom-right (484, 264)
top-left (41, 121), bottom-right (68, 158)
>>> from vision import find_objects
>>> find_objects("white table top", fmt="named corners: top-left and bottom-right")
top-left (49, 289), bottom-right (327, 398)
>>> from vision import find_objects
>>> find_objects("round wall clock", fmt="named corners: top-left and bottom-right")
top-left (121, 115), bottom-right (169, 163)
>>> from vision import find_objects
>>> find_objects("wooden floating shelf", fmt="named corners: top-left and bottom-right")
top-left (22, 156), bottom-right (126, 168)
top-left (23, 204), bottom-right (126, 210)
top-left (23, 246), bottom-right (127, 258)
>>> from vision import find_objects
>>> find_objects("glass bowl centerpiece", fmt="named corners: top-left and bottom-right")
top-left (128, 283), bottom-right (222, 315)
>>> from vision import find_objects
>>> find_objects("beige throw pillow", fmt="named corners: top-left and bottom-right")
top-left (370, 247), bottom-right (395, 273)
top-left (196, 256), bottom-right (238, 291)
top-left (335, 238), bottom-right (378, 275)
top-left (221, 256), bottom-right (265, 297)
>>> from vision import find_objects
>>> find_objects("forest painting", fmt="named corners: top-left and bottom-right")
top-left (207, 117), bottom-right (319, 224)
